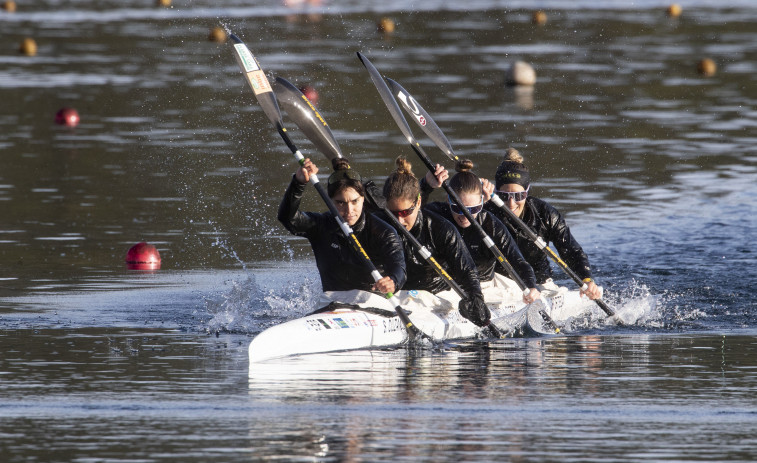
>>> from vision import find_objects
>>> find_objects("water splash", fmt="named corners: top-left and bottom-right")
top-left (557, 279), bottom-right (661, 331)
top-left (608, 279), bottom-right (662, 326)
top-left (210, 226), bottom-right (247, 271)
top-left (203, 273), bottom-right (319, 335)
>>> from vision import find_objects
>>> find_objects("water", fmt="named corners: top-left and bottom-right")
top-left (2, 0), bottom-right (757, 460)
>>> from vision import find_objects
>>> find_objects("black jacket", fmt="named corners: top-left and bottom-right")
top-left (423, 200), bottom-right (538, 289)
top-left (278, 176), bottom-right (407, 292)
top-left (484, 196), bottom-right (592, 284)
top-left (376, 208), bottom-right (483, 299)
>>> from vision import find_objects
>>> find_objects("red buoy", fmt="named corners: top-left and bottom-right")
top-left (125, 242), bottom-right (161, 270)
top-left (299, 85), bottom-right (319, 106)
top-left (55, 107), bottom-right (80, 127)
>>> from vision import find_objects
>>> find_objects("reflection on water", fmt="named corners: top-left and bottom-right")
top-left (1, 325), bottom-right (756, 460)
top-left (244, 334), bottom-right (757, 461)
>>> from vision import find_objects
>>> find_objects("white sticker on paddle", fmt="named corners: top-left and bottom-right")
top-left (233, 43), bottom-right (259, 72)
top-left (245, 70), bottom-right (272, 95)
top-left (396, 91), bottom-right (426, 126)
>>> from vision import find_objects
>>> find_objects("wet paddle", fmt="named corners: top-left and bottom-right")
top-left (228, 34), bottom-right (430, 342)
top-left (357, 52), bottom-right (559, 334)
top-left (273, 76), bottom-right (503, 339)
top-left (385, 78), bottom-right (618, 320)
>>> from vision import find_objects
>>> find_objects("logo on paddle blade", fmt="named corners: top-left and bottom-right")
top-left (418, 115), bottom-right (426, 126)
top-left (233, 44), bottom-right (259, 72)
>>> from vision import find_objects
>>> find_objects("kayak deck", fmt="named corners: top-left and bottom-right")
top-left (249, 279), bottom-right (600, 364)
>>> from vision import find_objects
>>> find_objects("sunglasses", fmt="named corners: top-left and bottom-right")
top-left (327, 168), bottom-right (362, 185)
top-left (389, 195), bottom-right (420, 218)
top-left (496, 186), bottom-right (529, 203)
top-left (448, 195), bottom-right (484, 216)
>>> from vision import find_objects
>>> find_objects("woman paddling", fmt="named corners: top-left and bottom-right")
top-left (380, 156), bottom-right (490, 327)
top-left (421, 159), bottom-right (541, 305)
top-left (484, 149), bottom-right (602, 300)
top-left (278, 158), bottom-right (406, 294)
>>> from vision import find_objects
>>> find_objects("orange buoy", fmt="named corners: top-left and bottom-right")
top-left (55, 107), bottom-right (80, 127)
top-left (125, 242), bottom-right (162, 270)
top-left (2, 1), bottom-right (17, 12)
top-left (666, 4), bottom-right (682, 18)
top-left (208, 26), bottom-right (227, 43)
top-left (377, 17), bottom-right (395, 34)
top-left (697, 58), bottom-right (716, 77)
top-left (157, 0), bottom-right (171, 7)
top-left (19, 38), bottom-right (37, 56)
top-left (299, 85), bottom-right (319, 105)
top-left (532, 10), bottom-right (547, 25)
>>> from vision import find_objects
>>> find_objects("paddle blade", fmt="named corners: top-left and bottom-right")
top-left (356, 52), bottom-right (416, 145)
top-left (273, 77), bottom-right (344, 162)
top-left (386, 78), bottom-right (458, 162)
top-left (229, 34), bottom-right (284, 130)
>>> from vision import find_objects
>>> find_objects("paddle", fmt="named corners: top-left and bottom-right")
top-left (273, 76), bottom-right (504, 339)
top-left (357, 52), bottom-right (559, 334)
top-left (385, 78), bottom-right (618, 320)
top-left (228, 34), bottom-right (430, 342)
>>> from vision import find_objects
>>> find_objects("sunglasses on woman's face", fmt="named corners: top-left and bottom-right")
top-left (390, 203), bottom-right (416, 218)
top-left (496, 186), bottom-right (529, 203)
top-left (448, 195), bottom-right (484, 216)
top-left (389, 195), bottom-right (420, 218)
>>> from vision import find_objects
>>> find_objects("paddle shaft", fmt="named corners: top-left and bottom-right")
top-left (280, 125), bottom-right (428, 339)
top-left (489, 194), bottom-right (615, 317)
top-left (379, 204), bottom-right (503, 338)
top-left (230, 35), bottom-right (426, 340)
top-left (357, 52), bottom-right (557, 332)
top-left (272, 77), bottom-right (502, 339)
top-left (409, 144), bottom-right (559, 333)
top-left (385, 76), bottom-right (616, 320)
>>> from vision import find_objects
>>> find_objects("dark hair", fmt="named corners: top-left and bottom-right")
top-left (494, 148), bottom-right (530, 189)
top-left (327, 157), bottom-right (364, 197)
top-left (449, 159), bottom-right (483, 196)
top-left (383, 156), bottom-right (420, 201)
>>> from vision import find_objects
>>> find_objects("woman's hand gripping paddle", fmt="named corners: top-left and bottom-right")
top-left (229, 33), bottom-right (429, 342)
top-left (273, 76), bottom-right (503, 339)
top-left (357, 52), bottom-right (559, 335)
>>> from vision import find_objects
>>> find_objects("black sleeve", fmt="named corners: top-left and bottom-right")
top-left (428, 212), bottom-right (483, 300)
top-left (362, 180), bottom-right (386, 213)
top-left (542, 202), bottom-right (593, 281)
top-left (422, 200), bottom-right (449, 219)
top-left (368, 213), bottom-right (407, 290)
top-left (418, 176), bottom-right (436, 205)
top-left (489, 213), bottom-right (538, 288)
top-left (277, 174), bottom-right (318, 236)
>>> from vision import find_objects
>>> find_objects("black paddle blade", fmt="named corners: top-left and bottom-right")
top-left (273, 77), bottom-right (343, 162)
top-left (385, 77), bottom-right (458, 162)
top-left (229, 34), bottom-right (284, 130)
top-left (356, 52), bottom-right (417, 145)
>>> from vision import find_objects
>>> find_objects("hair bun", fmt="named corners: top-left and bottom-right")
top-left (332, 157), bottom-right (351, 171)
top-left (503, 148), bottom-right (523, 163)
top-left (395, 156), bottom-right (414, 176)
top-left (455, 159), bottom-right (474, 173)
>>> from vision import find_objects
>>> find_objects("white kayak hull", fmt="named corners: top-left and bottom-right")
top-left (249, 275), bottom-right (600, 364)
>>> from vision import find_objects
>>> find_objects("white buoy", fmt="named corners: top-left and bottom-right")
top-left (505, 61), bottom-right (536, 86)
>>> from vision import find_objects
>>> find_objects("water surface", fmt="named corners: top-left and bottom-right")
top-left (2, 0), bottom-right (757, 460)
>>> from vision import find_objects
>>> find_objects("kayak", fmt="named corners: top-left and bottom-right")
top-left (248, 275), bottom-right (601, 364)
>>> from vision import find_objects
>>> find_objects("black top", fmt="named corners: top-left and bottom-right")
top-left (376, 208), bottom-right (484, 299)
top-left (484, 196), bottom-right (593, 284)
top-left (423, 200), bottom-right (538, 289)
top-left (277, 176), bottom-right (407, 292)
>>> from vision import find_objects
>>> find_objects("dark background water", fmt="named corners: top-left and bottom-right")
top-left (1, 1), bottom-right (757, 461)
